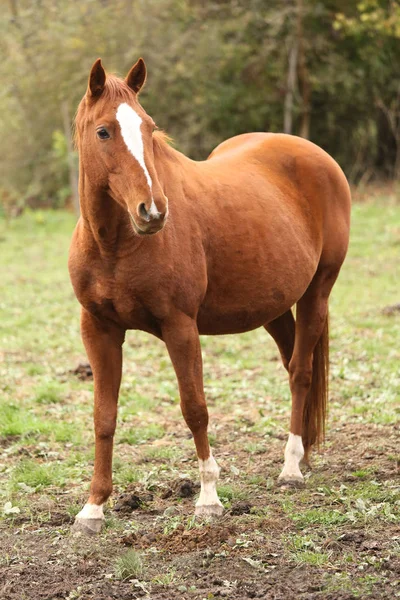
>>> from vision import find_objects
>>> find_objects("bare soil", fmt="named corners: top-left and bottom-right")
top-left (1, 424), bottom-right (398, 600)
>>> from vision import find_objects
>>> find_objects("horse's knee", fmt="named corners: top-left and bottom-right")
top-left (94, 418), bottom-right (117, 440)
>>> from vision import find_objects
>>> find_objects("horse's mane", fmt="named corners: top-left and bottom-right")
top-left (153, 129), bottom-right (174, 153)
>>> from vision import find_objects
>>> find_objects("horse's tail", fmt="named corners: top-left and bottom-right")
top-left (302, 311), bottom-right (329, 463)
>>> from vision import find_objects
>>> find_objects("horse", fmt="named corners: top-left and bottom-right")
top-left (69, 58), bottom-right (351, 534)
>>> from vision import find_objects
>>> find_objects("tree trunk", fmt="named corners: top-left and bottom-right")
top-left (297, 0), bottom-right (311, 139)
top-left (61, 101), bottom-right (80, 215)
top-left (284, 39), bottom-right (298, 134)
top-left (8, 0), bottom-right (19, 19)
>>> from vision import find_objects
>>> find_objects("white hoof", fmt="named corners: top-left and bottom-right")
top-left (72, 516), bottom-right (104, 535)
top-left (72, 503), bottom-right (105, 535)
top-left (277, 475), bottom-right (305, 489)
top-left (278, 433), bottom-right (305, 489)
top-left (195, 503), bottom-right (224, 518)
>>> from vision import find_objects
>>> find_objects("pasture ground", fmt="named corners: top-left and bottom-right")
top-left (0, 201), bottom-right (399, 600)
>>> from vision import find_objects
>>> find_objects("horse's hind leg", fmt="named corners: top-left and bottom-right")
top-left (162, 313), bottom-right (223, 517)
top-left (264, 310), bottom-right (295, 371)
top-left (278, 267), bottom-right (338, 488)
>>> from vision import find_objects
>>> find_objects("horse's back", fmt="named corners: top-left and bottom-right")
top-left (207, 132), bottom-right (351, 267)
top-left (208, 132), bottom-right (348, 200)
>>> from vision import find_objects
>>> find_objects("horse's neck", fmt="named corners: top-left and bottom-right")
top-left (79, 173), bottom-right (132, 253)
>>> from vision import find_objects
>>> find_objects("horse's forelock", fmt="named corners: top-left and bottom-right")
top-left (101, 75), bottom-right (135, 105)
top-left (74, 75), bottom-right (135, 142)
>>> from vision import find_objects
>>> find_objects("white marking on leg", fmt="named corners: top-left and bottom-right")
top-left (76, 503), bottom-right (104, 520)
top-left (116, 102), bottom-right (158, 211)
top-left (279, 433), bottom-right (304, 481)
top-left (196, 452), bottom-right (223, 508)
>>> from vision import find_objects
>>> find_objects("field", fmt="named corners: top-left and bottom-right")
top-left (0, 201), bottom-right (399, 600)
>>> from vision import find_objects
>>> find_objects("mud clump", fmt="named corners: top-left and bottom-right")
top-left (71, 362), bottom-right (93, 381)
top-left (162, 524), bottom-right (236, 553)
top-left (230, 501), bottom-right (252, 516)
top-left (113, 486), bottom-right (153, 513)
top-left (382, 303), bottom-right (400, 315)
top-left (161, 478), bottom-right (199, 499)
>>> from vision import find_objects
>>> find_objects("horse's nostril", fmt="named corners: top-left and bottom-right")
top-left (138, 202), bottom-right (150, 222)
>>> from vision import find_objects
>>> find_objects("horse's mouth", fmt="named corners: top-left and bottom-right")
top-left (129, 212), bottom-right (163, 236)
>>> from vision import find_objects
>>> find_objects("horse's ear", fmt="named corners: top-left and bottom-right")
top-left (126, 58), bottom-right (147, 94)
top-left (88, 58), bottom-right (106, 98)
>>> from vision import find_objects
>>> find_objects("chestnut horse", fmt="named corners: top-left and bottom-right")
top-left (69, 58), bottom-right (351, 533)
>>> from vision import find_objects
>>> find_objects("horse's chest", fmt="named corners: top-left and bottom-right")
top-left (86, 278), bottom-right (133, 322)
top-left (72, 264), bottom-right (140, 327)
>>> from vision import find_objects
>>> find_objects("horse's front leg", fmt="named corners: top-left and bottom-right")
top-left (162, 314), bottom-right (223, 517)
top-left (73, 308), bottom-right (125, 534)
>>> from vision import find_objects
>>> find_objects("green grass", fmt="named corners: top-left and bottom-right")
top-left (119, 423), bottom-right (165, 445)
top-left (290, 540), bottom-right (331, 566)
top-left (10, 459), bottom-right (67, 491)
top-left (151, 569), bottom-right (178, 587)
top-left (114, 549), bottom-right (144, 580)
top-left (33, 381), bottom-right (65, 405)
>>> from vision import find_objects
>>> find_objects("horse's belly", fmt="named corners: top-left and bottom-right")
top-left (197, 240), bottom-right (318, 335)
top-left (197, 276), bottom-right (305, 335)
top-left (197, 305), bottom-right (284, 335)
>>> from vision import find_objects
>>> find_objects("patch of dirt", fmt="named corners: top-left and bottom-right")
top-left (230, 500), bottom-right (253, 515)
top-left (70, 362), bottom-right (93, 380)
top-left (163, 523), bottom-right (236, 553)
top-left (160, 477), bottom-right (199, 499)
top-left (0, 434), bottom-right (20, 448)
top-left (1, 424), bottom-right (399, 600)
top-left (113, 484), bottom-right (154, 514)
top-left (382, 302), bottom-right (400, 315)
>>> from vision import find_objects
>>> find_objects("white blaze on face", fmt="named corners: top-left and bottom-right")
top-left (279, 433), bottom-right (304, 481)
top-left (196, 452), bottom-right (223, 508)
top-left (116, 102), bottom-right (159, 216)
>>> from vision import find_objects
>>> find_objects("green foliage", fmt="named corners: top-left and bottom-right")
top-left (1, 0), bottom-right (400, 210)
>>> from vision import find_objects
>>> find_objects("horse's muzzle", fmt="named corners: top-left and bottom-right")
top-left (129, 203), bottom-right (168, 235)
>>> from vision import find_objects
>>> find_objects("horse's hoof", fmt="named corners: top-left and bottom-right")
top-left (72, 517), bottom-right (104, 535)
top-left (277, 476), bottom-right (305, 489)
top-left (195, 504), bottom-right (224, 518)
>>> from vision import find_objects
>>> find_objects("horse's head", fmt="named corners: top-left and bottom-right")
top-left (76, 58), bottom-right (168, 235)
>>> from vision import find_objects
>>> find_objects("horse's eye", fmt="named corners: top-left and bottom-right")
top-left (97, 127), bottom-right (110, 140)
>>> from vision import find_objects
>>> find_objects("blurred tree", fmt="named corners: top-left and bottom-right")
top-left (0, 0), bottom-right (399, 210)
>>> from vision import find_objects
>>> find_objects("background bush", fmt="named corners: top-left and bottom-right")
top-left (1, 0), bottom-right (399, 209)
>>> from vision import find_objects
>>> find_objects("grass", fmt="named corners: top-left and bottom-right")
top-left (114, 549), bottom-right (144, 580)
top-left (286, 534), bottom-right (331, 565)
top-left (10, 459), bottom-right (68, 491)
top-left (0, 202), bottom-right (399, 599)
top-left (151, 569), bottom-right (178, 586)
